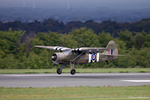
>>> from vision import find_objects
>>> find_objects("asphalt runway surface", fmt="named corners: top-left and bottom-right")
top-left (0, 73), bottom-right (150, 87)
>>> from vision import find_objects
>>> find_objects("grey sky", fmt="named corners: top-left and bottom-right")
top-left (0, 0), bottom-right (150, 9)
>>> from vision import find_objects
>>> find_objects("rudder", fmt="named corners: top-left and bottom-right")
top-left (103, 40), bottom-right (118, 58)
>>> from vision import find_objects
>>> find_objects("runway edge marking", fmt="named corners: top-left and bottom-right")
top-left (121, 80), bottom-right (150, 82)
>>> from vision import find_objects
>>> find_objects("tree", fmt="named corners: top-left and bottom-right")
top-left (70, 27), bottom-right (100, 47)
top-left (144, 34), bottom-right (150, 47)
top-left (60, 34), bottom-right (78, 48)
top-left (133, 32), bottom-right (145, 50)
top-left (0, 28), bottom-right (25, 57)
top-left (98, 31), bottom-right (114, 47)
top-left (118, 30), bottom-right (134, 49)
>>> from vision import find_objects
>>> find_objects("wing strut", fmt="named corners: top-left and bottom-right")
top-left (71, 52), bottom-right (85, 62)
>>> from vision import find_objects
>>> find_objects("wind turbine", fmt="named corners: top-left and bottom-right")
top-left (33, 0), bottom-right (35, 8)
top-left (23, 0), bottom-right (25, 7)
top-left (67, 0), bottom-right (70, 9)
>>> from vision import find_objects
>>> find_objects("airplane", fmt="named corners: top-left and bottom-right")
top-left (35, 40), bottom-right (120, 75)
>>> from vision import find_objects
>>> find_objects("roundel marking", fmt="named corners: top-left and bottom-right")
top-left (91, 54), bottom-right (96, 61)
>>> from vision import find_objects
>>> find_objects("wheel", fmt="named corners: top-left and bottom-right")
top-left (57, 68), bottom-right (62, 75)
top-left (70, 69), bottom-right (76, 75)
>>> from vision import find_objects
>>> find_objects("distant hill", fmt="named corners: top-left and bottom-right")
top-left (0, 18), bottom-right (150, 42)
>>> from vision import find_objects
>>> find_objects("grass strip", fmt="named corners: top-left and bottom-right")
top-left (0, 85), bottom-right (150, 100)
top-left (0, 68), bottom-right (150, 74)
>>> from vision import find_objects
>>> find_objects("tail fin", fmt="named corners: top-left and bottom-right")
top-left (103, 40), bottom-right (118, 59)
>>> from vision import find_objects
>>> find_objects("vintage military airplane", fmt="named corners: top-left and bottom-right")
top-left (35, 40), bottom-right (119, 75)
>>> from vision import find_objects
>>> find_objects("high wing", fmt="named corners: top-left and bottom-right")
top-left (34, 45), bottom-right (71, 51)
top-left (72, 47), bottom-right (108, 53)
top-left (35, 45), bottom-right (108, 52)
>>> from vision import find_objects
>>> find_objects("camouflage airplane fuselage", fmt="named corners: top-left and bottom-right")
top-left (52, 40), bottom-right (118, 65)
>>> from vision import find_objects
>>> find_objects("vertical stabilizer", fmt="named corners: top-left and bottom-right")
top-left (103, 40), bottom-right (118, 59)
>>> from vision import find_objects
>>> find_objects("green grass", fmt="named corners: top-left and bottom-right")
top-left (0, 68), bottom-right (150, 74)
top-left (0, 85), bottom-right (150, 100)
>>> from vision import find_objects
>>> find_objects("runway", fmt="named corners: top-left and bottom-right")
top-left (0, 73), bottom-right (150, 87)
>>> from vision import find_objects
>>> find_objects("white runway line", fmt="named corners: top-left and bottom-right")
top-left (121, 80), bottom-right (150, 82)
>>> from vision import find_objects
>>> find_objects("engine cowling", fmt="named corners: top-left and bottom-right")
top-left (52, 53), bottom-right (67, 64)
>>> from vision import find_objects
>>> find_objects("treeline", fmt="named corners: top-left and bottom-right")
top-left (0, 27), bottom-right (150, 69)
top-left (0, 18), bottom-right (150, 42)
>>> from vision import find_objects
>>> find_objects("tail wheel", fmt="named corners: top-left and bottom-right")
top-left (57, 68), bottom-right (62, 75)
top-left (70, 69), bottom-right (76, 75)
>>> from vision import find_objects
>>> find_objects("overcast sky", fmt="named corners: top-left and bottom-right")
top-left (0, 0), bottom-right (150, 9)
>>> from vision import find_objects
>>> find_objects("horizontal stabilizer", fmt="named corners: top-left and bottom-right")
top-left (102, 54), bottom-right (124, 56)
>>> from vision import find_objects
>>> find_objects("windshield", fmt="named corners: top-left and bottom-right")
top-left (63, 49), bottom-right (72, 54)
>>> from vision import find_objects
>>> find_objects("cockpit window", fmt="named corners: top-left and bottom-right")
top-left (63, 49), bottom-right (71, 54)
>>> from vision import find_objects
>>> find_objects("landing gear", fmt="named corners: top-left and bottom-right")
top-left (57, 68), bottom-right (62, 74)
top-left (70, 62), bottom-right (76, 75)
top-left (106, 61), bottom-right (109, 65)
top-left (70, 69), bottom-right (76, 75)
top-left (56, 64), bottom-right (66, 75)
top-left (56, 63), bottom-right (76, 75)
